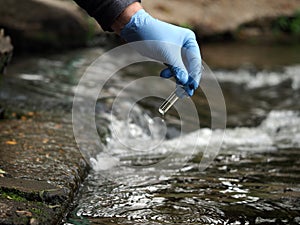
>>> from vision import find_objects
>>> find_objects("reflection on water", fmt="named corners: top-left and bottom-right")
top-left (68, 108), bottom-right (300, 224)
top-left (67, 59), bottom-right (300, 224)
top-left (1, 45), bottom-right (299, 225)
top-left (202, 43), bottom-right (300, 69)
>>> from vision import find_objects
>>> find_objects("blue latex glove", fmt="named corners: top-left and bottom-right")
top-left (120, 9), bottom-right (202, 96)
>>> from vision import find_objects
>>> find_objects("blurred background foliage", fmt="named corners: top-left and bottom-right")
top-left (273, 10), bottom-right (300, 35)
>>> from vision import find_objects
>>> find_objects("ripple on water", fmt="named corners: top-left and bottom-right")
top-left (75, 174), bottom-right (226, 224)
top-left (69, 108), bottom-right (300, 224)
top-left (67, 62), bottom-right (300, 224)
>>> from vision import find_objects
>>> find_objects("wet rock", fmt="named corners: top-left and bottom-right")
top-left (30, 218), bottom-right (39, 225)
top-left (0, 106), bottom-right (4, 120)
top-left (0, 117), bottom-right (89, 225)
top-left (0, 177), bottom-right (67, 204)
top-left (0, 29), bottom-right (13, 74)
top-left (0, 0), bottom-right (91, 52)
top-left (143, 0), bottom-right (300, 40)
top-left (0, 197), bottom-right (56, 225)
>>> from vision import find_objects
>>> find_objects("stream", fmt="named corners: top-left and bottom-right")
top-left (1, 42), bottom-right (300, 225)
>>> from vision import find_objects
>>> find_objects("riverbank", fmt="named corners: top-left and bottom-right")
top-left (0, 111), bottom-right (89, 224)
top-left (0, 0), bottom-right (299, 54)
top-left (143, 0), bottom-right (300, 43)
top-left (0, 50), bottom-right (95, 224)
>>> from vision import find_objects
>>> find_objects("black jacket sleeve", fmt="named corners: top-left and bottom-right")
top-left (73, 0), bottom-right (141, 31)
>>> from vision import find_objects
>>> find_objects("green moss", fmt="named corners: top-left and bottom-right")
top-left (13, 216), bottom-right (29, 224)
top-left (272, 10), bottom-right (300, 36)
top-left (0, 191), bottom-right (27, 202)
top-left (30, 207), bottom-right (43, 215)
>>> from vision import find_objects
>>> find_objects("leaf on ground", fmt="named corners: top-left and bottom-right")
top-left (5, 140), bottom-right (17, 145)
top-left (42, 138), bottom-right (49, 144)
top-left (27, 112), bottom-right (34, 116)
top-left (16, 210), bottom-right (32, 217)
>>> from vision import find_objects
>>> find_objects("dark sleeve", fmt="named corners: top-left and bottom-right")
top-left (73, 0), bottom-right (141, 31)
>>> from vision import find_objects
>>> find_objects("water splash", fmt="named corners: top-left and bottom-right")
top-left (215, 65), bottom-right (300, 90)
top-left (91, 109), bottom-right (300, 172)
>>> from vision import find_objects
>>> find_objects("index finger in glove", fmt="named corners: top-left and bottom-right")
top-left (182, 34), bottom-right (202, 91)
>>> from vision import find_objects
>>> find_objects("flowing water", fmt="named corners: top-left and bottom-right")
top-left (67, 61), bottom-right (300, 225)
top-left (1, 43), bottom-right (300, 225)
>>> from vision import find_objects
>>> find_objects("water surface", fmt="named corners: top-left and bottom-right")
top-left (1, 43), bottom-right (299, 225)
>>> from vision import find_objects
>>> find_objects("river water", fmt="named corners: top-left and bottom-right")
top-left (2, 42), bottom-right (300, 224)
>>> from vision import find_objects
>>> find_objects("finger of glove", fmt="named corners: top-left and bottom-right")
top-left (160, 68), bottom-right (173, 79)
top-left (185, 88), bottom-right (195, 97)
top-left (182, 37), bottom-right (202, 86)
top-left (169, 65), bottom-right (188, 85)
top-left (160, 66), bottom-right (188, 85)
top-left (188, 71), bottom-right (200, 90)
top-left (187, 58), bottom-right (201, 89)
top-left (184, 76), bottom-right (198, 96)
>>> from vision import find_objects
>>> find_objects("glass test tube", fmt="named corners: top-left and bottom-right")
top-left (159, 65), bottom-right (203, 115)
top-left (158, 90), bottom-right (179, 116)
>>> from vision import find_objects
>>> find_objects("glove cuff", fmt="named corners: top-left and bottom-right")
top-left (120, 9), bottom-right (149, 40)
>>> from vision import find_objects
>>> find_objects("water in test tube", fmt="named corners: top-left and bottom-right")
top-left (159, 86), bottom-right (186, 116)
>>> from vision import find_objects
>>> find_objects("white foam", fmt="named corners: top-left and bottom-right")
top-left (92, 110), bottom-right (300, 171)
top-left (90, 153), bottom-right (119, 171)
top-left (215, 65), bottom-right (300, 90)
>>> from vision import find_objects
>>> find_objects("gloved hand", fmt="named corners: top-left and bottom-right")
top-left (120, 9), bottom-right (202, 96)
